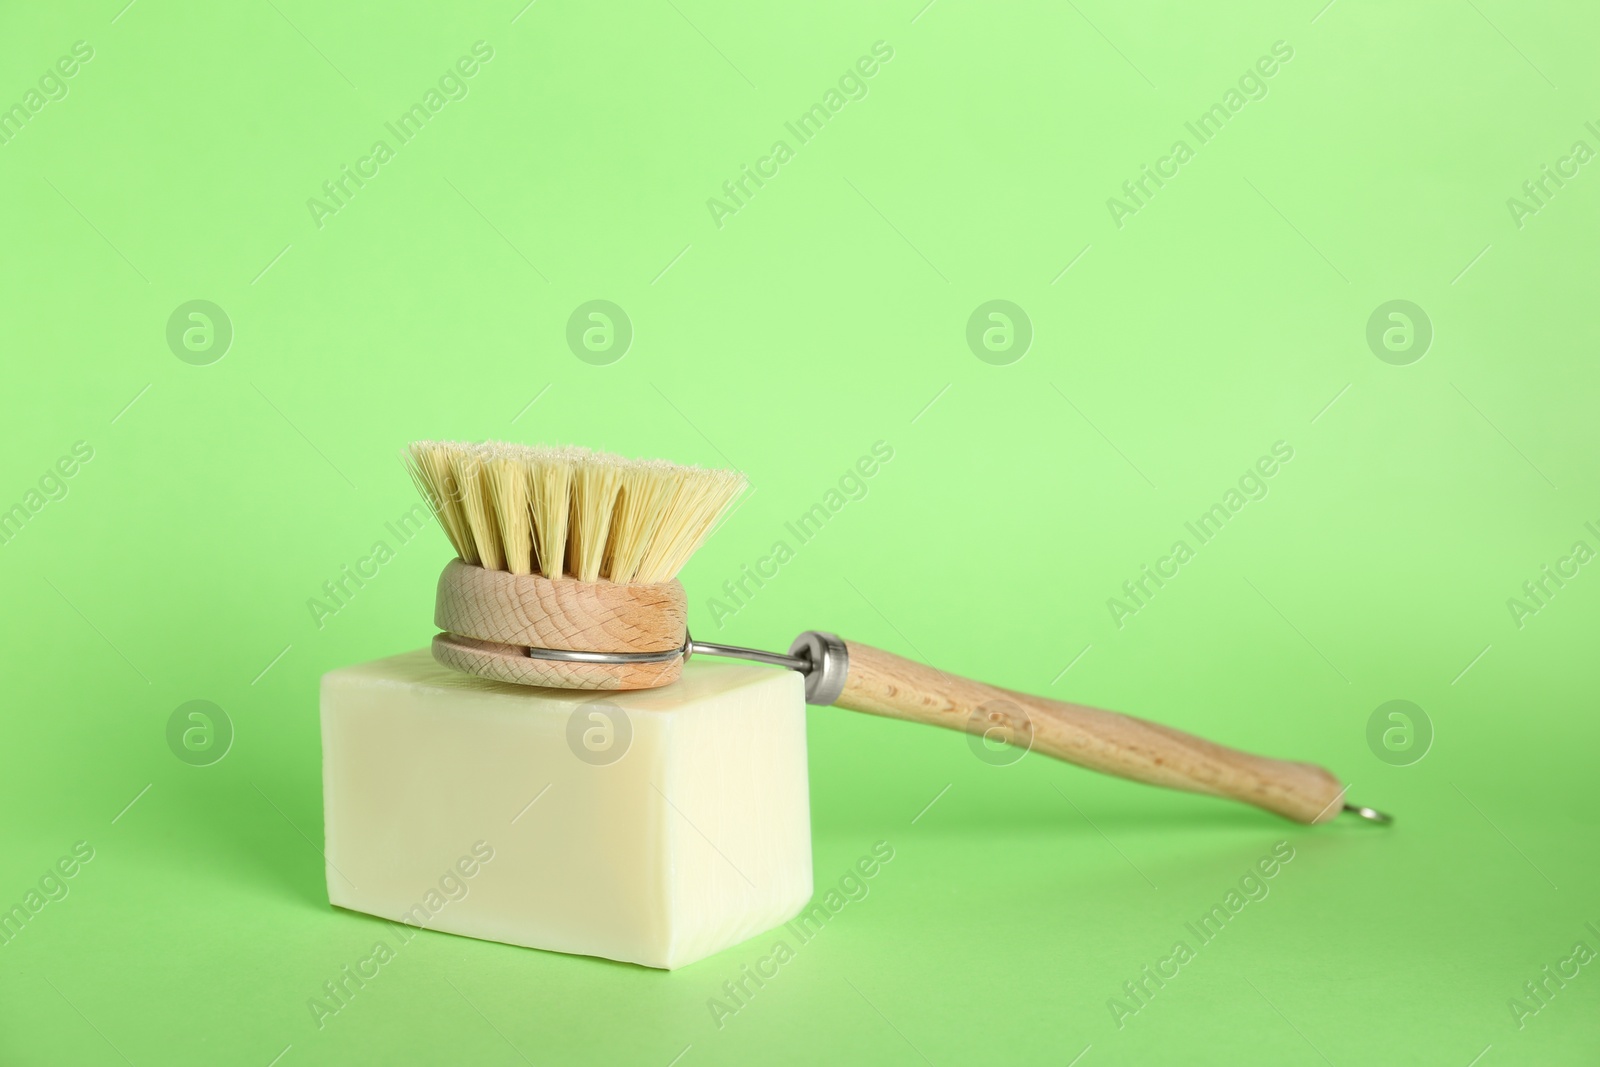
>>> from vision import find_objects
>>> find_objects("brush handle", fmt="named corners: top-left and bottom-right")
top-left (829, 639), bottom-right (1345, 824)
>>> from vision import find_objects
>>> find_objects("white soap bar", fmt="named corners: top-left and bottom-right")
top-left (320, 650), bottom-right (812, 970)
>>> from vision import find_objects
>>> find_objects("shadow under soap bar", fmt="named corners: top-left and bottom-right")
top-left (320, 650), bottom-right (812, 970)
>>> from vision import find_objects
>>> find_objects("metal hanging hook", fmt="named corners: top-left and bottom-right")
top-left (1343, 803), bottom-right (1393, 824)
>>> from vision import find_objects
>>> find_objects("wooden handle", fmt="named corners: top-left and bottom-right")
top-left (834, 640), bottom-right (1345, 824)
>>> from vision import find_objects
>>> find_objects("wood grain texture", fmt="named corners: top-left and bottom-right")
top-left (835, 640), bottom-right (1345, 824)
top-left (431, 633), bottom-right (683, 690)
top-left (434, 559), bottom-right (686, 652)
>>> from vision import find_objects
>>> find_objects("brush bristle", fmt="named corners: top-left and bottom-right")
top-left (404, 440), bottom-right (746, 584)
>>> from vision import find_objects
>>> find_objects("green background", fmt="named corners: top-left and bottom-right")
top-left (2, 0), bottom-right (1597, 1063)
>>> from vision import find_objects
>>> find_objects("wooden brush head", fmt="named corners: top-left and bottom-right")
top-left (405, 441), bottom-right (745, 689)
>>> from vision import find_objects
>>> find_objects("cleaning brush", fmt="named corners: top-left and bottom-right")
top-left (407, 439), bottom-right (1390, 827)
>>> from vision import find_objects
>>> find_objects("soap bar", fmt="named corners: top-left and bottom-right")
top-left (320, 650), bottom-right (812, 970)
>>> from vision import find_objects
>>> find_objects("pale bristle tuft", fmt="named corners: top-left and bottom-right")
top-left (451, 444), bottom-right (504, 572)
top-left (485, 451), bottom-right (533, 575)
top-left (404, 442), bottom-right (477, 564)
top-left (604, 461), bottom-right (673, 584)
top-left (403, 440), bottom-right (745, 584)
top-left (635, 466), bottom-right (745, 582)
top-left (528, 447), bottom-right (574, 578)
top-left (568, 453), bottom-right (624, 582)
